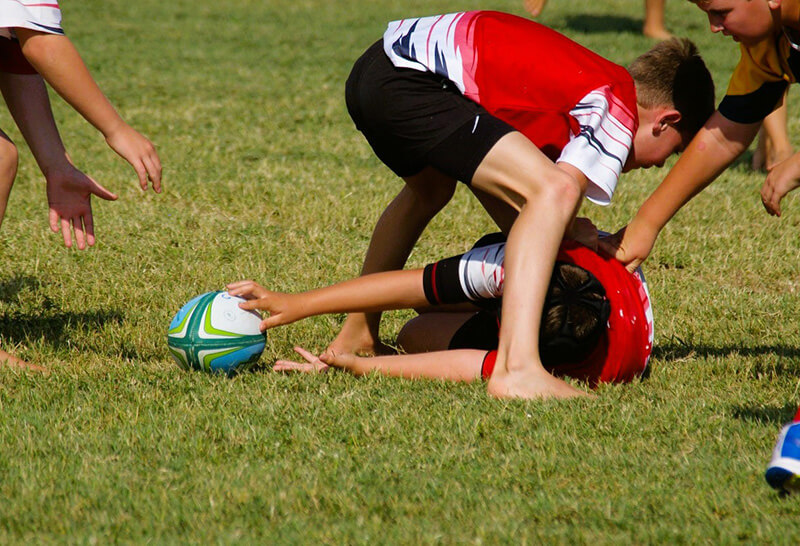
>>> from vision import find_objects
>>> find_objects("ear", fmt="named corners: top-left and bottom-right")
top-left (653, 109), bottom-right (682, 135)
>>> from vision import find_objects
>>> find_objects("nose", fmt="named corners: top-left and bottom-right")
top-left (708, 16), bottom-right (723, 33)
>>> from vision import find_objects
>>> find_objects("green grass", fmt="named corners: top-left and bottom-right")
top-left (2, 0), bottom-right (800, 542)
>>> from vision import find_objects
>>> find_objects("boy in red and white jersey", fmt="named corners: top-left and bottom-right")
top-left (331, 10), bottom-right (711, 399)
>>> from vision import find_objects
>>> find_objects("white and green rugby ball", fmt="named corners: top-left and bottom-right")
top-left (167, 291), bottom-right (266, 376)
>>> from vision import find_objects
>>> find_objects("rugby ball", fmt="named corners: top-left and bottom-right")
top-left (167, 291), bottom-right (266, 376)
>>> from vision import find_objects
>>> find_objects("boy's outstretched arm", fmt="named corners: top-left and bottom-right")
top-left (227, 268), bottom-right (427, 331)
top-left (0, 71), bottom-right (117, 249)
top-left (274, 345), bottom-right (484, 382)
top-left (602, 111), bottom-right (760, 271)
top-left (14, 29), bottom-right (162, 193)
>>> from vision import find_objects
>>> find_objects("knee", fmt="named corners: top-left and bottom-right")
top-left (0, 138), bottom-right (19, 182)
top-left (396, 319), bottom-right (417, 353)
top-left (396, 316), bottom-right (427, 354)
top-left (521, 169), bottom-right (582, 217)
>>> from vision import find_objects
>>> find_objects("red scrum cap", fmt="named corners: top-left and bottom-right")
top-left (482, 241), bottom-right (654, 386)
top-left (554, 241), bottom-right (654, 385)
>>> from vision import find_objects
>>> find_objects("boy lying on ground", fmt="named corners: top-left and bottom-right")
top-left (227, 236), bottom-right (654, 389)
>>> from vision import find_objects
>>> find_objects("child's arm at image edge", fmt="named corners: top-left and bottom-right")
top-left (15, 29), bottom-right (162, 192)
top-left (0, 71), bottom-right (118, 248)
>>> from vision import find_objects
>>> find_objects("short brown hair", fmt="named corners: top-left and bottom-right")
top-left (628, 37), bottom-right (715, 136)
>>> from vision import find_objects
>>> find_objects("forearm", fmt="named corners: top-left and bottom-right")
top-left (333, 349), bottom-right (484, 381)
top-left (0, 71), bottom-right (68, 174)
top-left (633, 112), bottom-right (758, 233)
top-left (291, 269), bottom-right (428, 318)
top-left (16, 30), bottom-right (125, 139)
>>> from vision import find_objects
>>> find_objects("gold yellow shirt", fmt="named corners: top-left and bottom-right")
top-left (719, 32), bottom-right (800, 124)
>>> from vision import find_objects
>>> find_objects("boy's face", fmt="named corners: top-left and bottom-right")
top-left (695, 0), bottom-right (779, 45)
top-left (624, 121), bottom-right (684, 171)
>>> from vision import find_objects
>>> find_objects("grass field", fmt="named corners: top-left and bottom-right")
top-left (3, 0), bottom-right (800, 542)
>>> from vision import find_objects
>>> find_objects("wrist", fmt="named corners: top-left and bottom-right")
top-left (40, 154), bottom-right (73, 181)
top-left (101, 117), bottom-right (128, 141)
top-left (632, 199), bottom-right (668, 237)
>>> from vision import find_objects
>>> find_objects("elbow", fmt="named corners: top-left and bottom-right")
top-left (0, 138), bottom-right (19, 182)
top-left (19, 35), bottom-right (57, 72)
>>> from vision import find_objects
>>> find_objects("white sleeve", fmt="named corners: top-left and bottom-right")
top-left (457, 242), bottom-right (506, 300)
top-left (557, 85), bottom-right (635, 206)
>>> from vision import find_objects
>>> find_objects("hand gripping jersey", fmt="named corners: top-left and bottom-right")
top-left (423, 239), bottom-right (654, 385)
top-left (383, 11), bottom-right (639, 205)
top-left (0, 0), bottom-right (63, 74)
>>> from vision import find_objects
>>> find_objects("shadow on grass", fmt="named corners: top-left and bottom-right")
top-left (562, 14), bottom-right (642, 34)
top-left (0, 309), bottom-right (158, 362)
top-left (654, 343), bottom-right (800, 362)
top-left (731, 402), bottom-right (798, 425)
top-left (1, 275), bottom-right (165, 362)
top-left (0, 309), bottom-right (124, 347)
top-left (0, 275), bottom-right (41, 303)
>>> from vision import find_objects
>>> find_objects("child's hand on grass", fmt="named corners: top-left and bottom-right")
top-left (273, 346), bottom-right (330, 373)
top-left (105, 123), bottom-right (162, 193)
top-left (45, 163), bottom-right (118, 249)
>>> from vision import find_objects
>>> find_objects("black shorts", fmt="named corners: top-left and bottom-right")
top-left (345, 40), bottom-right (515, 182)
top-left (448, 311), bottom-right (500, 351)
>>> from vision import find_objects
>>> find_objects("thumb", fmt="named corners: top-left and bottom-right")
top-left (88, 178), bottom-right (118, 201)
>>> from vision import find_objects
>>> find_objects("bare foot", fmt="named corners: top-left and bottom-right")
top-left (327, 314), bottom-right (394, 356)
top-left (0, 349), bottom-right (46, 372)
top-left (487, 367), bottom-right (590, 399)
top-left (523, 0), bottom-right (548, 17)
top-left (642, 25), bottom-right (672, 40)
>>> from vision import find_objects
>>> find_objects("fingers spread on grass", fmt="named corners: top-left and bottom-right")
top-left (273, 346), bottom-right (329, 373)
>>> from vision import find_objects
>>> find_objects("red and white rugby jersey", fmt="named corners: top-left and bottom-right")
top-left (0, 0), bottom-right (62, 39)
top-left (383, 11), bottom-right (638, 205)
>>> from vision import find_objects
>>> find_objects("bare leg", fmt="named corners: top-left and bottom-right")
top-left (642, 0), bottom-right (671, 40)
top-left (471, 132), bottom-right (588, 399)
top-left (468, 186), bottom-right (519, 234)
top-left (397, 312), bottom-right (476, 354)
top-left (753, 94), bottom-right (792, 171)
top-left (0, 130), bottom-right (18, 229)
top-left (328, 167), bottom-right (457, 355)
top-left (523, 0), bottom-right (548, 17)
